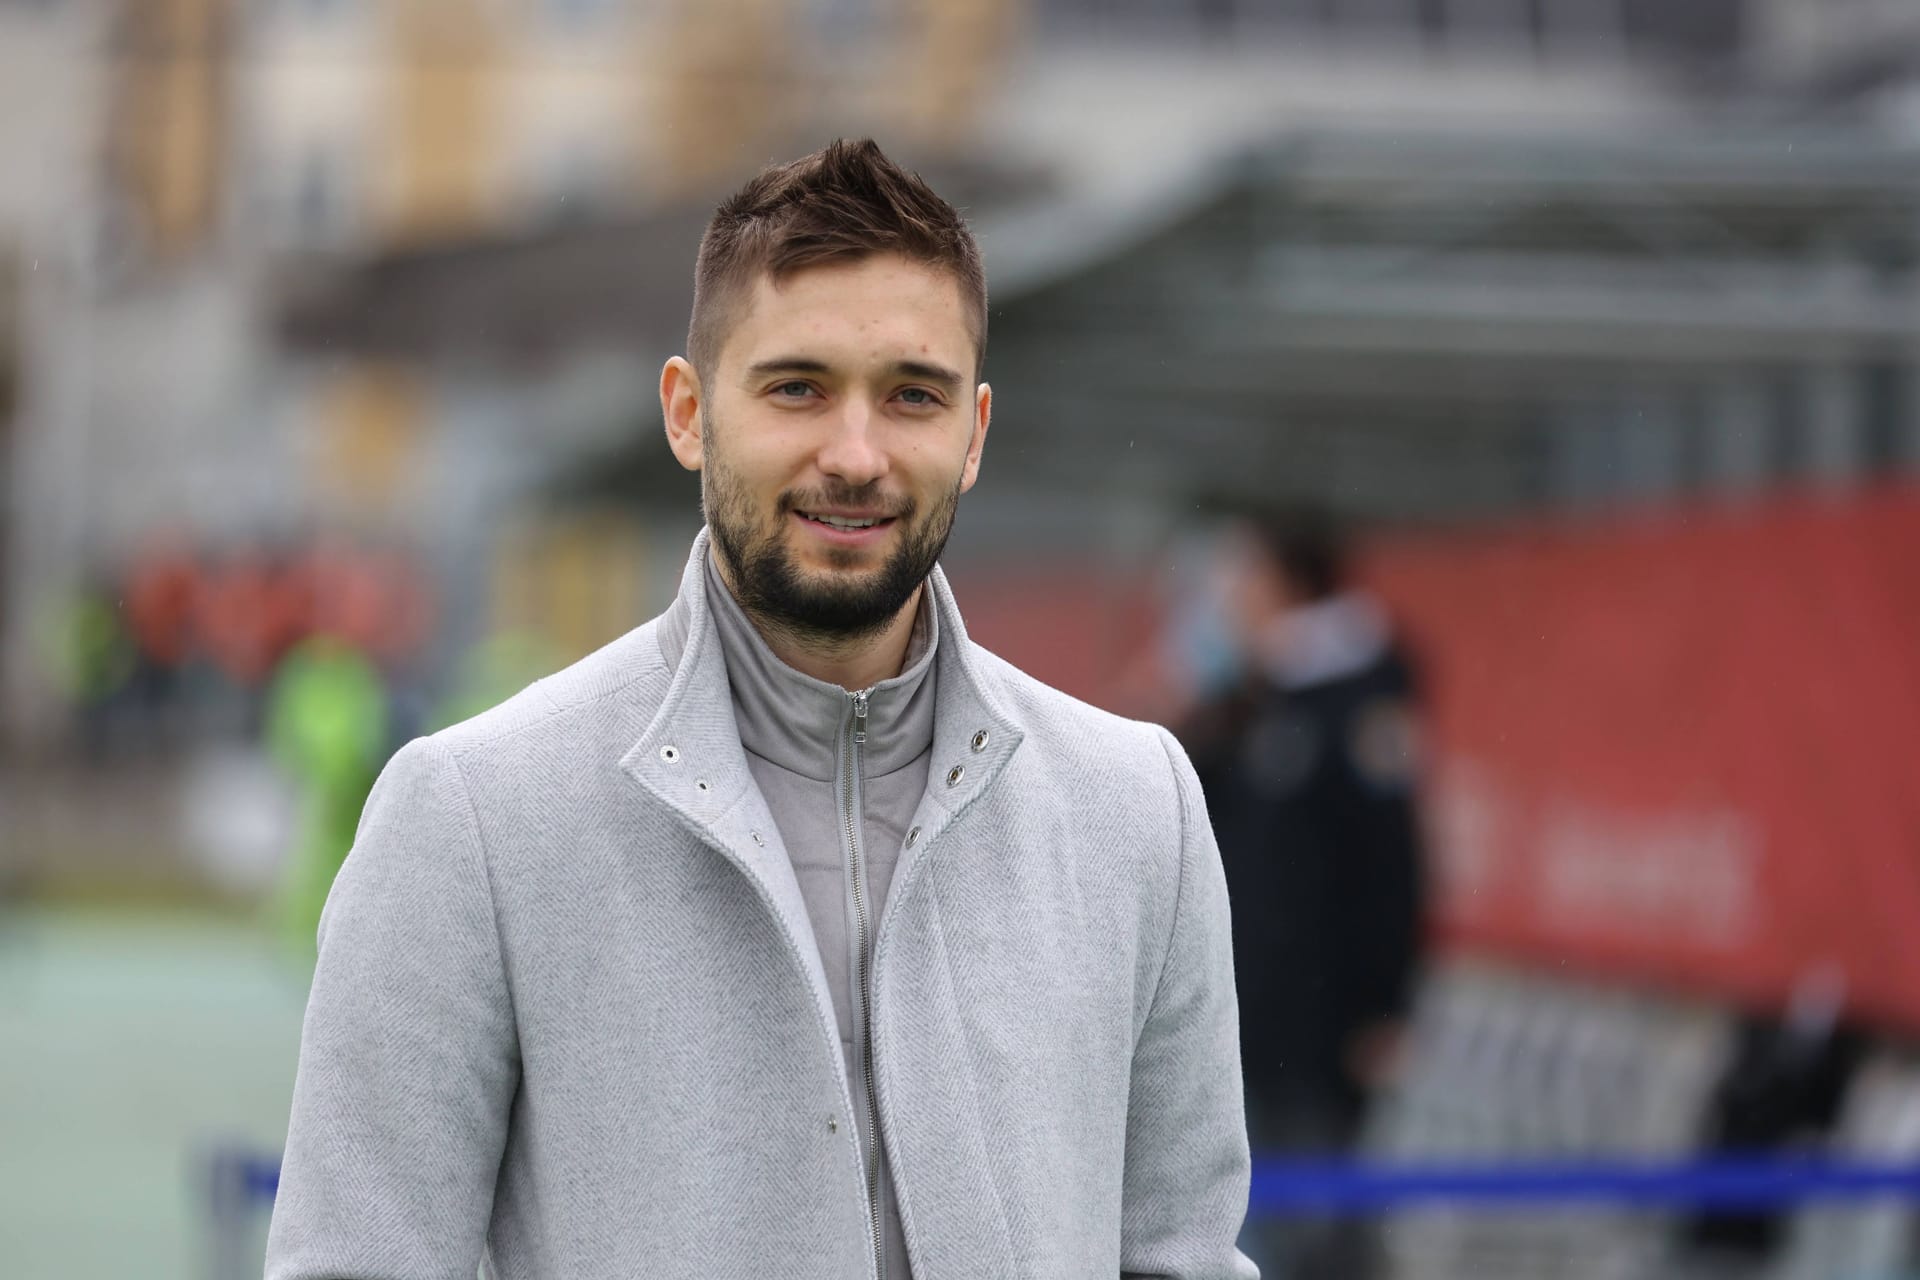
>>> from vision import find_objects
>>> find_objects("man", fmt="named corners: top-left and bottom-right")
top-left (266, 140), bottom-right (1254, 1279)
top-left (1183, 509), bottom-right (1426, 1279)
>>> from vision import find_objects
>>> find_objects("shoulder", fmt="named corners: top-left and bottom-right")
top-left (428, 614), bottom-right (673, 774)
top-left (965, 641), bottom-right (1196, 832)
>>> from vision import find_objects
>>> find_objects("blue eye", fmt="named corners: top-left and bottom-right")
top-left (775, 381), bottom-right (812, 398)
top-left (898, 388), bottom-right (936, 407)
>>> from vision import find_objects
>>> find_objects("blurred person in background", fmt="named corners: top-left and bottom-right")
top-left (1681, 964), bottom-right (1867, 1267)
top-left (32, 572), bottom-right (136, 759)
top-left (267, 139), bottom-right (1254, 1280)
top-left (1181, 507), bottom-right (1428, 1279)
top-left (121, 534), bottom-right (200, 742)
top-left (264, 634), bottom-right (389, 964)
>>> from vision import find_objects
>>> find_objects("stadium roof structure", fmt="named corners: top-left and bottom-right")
top-left (977, 124), bottom-right (1920, 528)
top-left (276, 120), bottom-right (1920, 532)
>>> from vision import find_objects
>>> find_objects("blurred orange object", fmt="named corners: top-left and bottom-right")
top-left (124, 540), bottom-right (202, 668)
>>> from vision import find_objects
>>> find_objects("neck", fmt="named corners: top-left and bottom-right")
top-left (711, 553), bottom-right (923, 691)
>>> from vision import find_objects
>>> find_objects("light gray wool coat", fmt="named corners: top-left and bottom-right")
top-left (266, 531), bottom-right (1258, 1280)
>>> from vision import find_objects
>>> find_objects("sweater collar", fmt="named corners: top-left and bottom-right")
top-left (701, 549), bottom-right (938, 781)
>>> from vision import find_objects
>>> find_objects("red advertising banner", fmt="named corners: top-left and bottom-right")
top-left (1367, 485), bottom-right (1920, 1031)
top-left (953, 486), bottom-right (1920, 1031)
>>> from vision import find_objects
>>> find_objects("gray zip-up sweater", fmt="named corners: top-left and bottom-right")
top-left (694, 551), bottom-right (934, 1277)
top-left (266, 529), bottom-right (1256, 1279)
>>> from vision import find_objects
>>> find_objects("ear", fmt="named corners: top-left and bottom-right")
top-left (660, 356), bottom-right (705, 471)
top-left (958, 382), bottom-right (991, 494)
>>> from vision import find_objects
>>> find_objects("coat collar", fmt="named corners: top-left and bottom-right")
top-left (624, 528), bottom-right (1024, 826)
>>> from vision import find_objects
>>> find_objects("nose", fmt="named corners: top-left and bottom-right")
top-left (814, 396), bottom-right (888, 488)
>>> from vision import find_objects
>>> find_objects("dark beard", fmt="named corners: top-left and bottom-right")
top-left (703, 428), bottom-right (961, 645)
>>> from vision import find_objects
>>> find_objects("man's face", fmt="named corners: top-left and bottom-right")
top-left (665, 253), bottom-right (990, 642)
top-left (1220, 530), bottom-right (1290, 652)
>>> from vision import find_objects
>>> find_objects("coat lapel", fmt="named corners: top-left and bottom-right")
top-left (868, 564), bottom-right (1032, 1274)
top-left (882, 562), bottom-right (1026, 919)
top-left (617, 533), bottom-right (844, 1097)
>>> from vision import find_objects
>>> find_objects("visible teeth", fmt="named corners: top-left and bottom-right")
top-left (809, 513), bottom-right (879, 529)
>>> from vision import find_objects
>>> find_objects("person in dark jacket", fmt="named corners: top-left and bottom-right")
top-left (1183, 507), bottom-right (1428, 1278)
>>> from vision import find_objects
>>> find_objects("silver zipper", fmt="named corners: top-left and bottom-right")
top-left (844, 687), bottom-right (882, 1279)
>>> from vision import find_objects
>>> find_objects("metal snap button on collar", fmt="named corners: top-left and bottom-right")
top-left (970, 729), bottom-right (990, 752)
top-left (660, 745), bottom-right (681, 764)
top-left (946, 766), bottom-right (964, 787)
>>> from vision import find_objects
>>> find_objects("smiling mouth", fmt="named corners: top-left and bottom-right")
top-left (796, 511), bottom-right (896, 530)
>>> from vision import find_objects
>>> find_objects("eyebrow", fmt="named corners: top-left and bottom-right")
top-left (893, 360), bottom-right (967, 397)
top-left (744, 356), bottom-right (967, 398)
top-left (744, 357), bottom-right (832, 382)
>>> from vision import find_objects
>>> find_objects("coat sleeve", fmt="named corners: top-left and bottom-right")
top-left (266, 736), bottom-right (520, 1279)
top-left (1119, 730), bottom-right (1260, 1279)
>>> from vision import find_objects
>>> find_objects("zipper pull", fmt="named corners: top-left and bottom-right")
top-left (852, 690), bottom-right (870, 745)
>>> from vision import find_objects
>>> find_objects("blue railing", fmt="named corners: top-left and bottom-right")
top-left (219, 1149), bottom-right (1920, 1216)
top-left (1252, 1156), bottom-right (1920, 1216)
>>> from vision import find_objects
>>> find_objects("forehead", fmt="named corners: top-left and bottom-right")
top-left (721, 253), bottom-right (975, 372)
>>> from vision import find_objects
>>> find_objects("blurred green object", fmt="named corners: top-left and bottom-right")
top-left (34, 584), bottom-right (136, 705)
top-left (265, 637), bottom-right (389, 963)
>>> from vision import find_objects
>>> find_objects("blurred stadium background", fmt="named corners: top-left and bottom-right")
top-left (5, 0), bottom-right (1920, 1276)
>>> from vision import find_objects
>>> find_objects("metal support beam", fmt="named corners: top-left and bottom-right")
top-left (1802, 364), bottom-right (1869, 489)
top-left (1703, 378), bottom-right (1776, 497)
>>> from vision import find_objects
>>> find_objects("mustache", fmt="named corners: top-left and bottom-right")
top-left (778, 485), bottom-right (915, 519)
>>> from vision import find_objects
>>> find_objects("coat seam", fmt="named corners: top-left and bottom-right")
top-left (1142, 728), bottom-right (1196, 1040)
top-left (427, 737), bottom-right (525, 1051)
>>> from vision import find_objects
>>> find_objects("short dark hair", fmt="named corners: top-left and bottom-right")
top-left (686, 138), bottom-right (988, 380)
top-left (1253, 506), bottom-right (1348, 601)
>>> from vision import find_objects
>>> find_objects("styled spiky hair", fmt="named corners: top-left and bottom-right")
top-left (686, 139), bottom-right (988, 378)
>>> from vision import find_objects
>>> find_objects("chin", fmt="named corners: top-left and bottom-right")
top-left (803, 549), bottom-right (888, 579)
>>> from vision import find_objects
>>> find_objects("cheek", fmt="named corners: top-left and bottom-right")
top-left (712, 422), bottom-right (800, 490)
top-left (895, 454), bottom-right (961, 505)
top-left (896, 420), bottom-right (975, 479)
